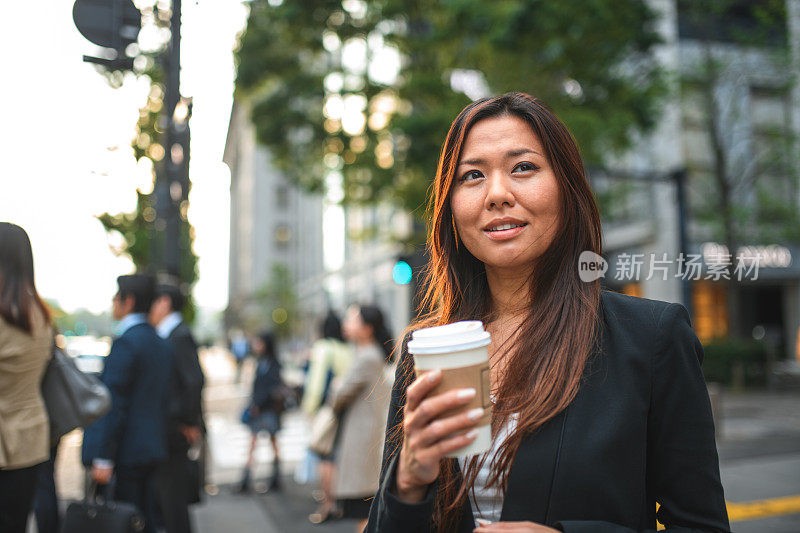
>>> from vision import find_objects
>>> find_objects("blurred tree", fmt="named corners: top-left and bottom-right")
top-left (680, 0), bottom-right (798, 249)
top-left (54, 308), bottom-right (114, 338)
top-left (678, 0), bottom-right (798, 339)
top-left (234, 0), bottom-right (666, 219)
top-left (250, 263), bottom-right (298, 339)
top-left (94, 1), bottom-right (199, 323)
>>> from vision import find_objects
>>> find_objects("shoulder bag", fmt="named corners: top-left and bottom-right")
top-left (41, 347), bottom-right (111, 442)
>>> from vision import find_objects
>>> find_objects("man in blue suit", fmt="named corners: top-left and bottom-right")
top-left (82, 274), bottom-right (174, 533)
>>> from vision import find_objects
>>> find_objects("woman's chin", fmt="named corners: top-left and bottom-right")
top-left (479, 253), bottom-right (538, 273)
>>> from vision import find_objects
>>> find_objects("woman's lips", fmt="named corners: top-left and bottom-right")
top-left (483, 224), bottom-right (527, 241)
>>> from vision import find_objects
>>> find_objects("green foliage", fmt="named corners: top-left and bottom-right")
top-left (97, 190), bottom-right (199, 324)
top-left (55, 308), bottom-right (114, 338)
top-left (98, 190), bottom-right (154, 271)
top-left (252, 263), bottom-right (298, 339)
top-left (702, 338), bottom-right (768, 387)
top-left (234, 0), bottom-right (666, 218)
top-left (679, 0), bottom-right (796, 250)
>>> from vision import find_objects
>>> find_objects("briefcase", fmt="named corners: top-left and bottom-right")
top-left (62, 492), bottom-right (145, 533)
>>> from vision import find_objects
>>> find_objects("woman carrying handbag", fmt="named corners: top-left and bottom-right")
top-left (0, 223), bottom-right (54, 533)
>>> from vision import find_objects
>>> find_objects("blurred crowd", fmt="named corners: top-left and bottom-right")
top-left (0, 221), bottom-right (395, 533)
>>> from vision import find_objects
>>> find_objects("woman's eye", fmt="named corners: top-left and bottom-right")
top-left (513, 162), bottom-right (537, 173)
top-left (459, 170), bottom-right (484, 182)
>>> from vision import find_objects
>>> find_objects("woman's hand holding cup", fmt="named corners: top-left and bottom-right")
top-left (395, 368), bottom-right (484, 503)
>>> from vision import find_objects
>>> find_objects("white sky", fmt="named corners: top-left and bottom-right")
top-left (0, 0), bottom-right (249, 313)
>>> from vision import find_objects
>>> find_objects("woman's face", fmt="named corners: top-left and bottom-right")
top-left (449, 115), bottom-right (561, 273)
top-left (251, 337), bottom-right (265, 355)
top-left (342, 306), bottom-right (371, 343)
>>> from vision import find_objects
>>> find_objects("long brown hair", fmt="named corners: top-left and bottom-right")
top-left (394, 93), bottom-right (602, 530)
top-left (0, 222), bottom-right (51, 333)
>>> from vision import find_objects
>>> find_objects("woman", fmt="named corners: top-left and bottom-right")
top-left (333, 305), bottom-right (393, 532)
top-left (365, 93), bottom-right (730, 532)
top-left (303, 311), bottom-right (354, 524)
top-left (238, 330), bottom-right (284, 493)
top-left (0, 223), bottom-right (53, 533)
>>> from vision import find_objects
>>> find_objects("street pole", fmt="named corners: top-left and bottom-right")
top-left (165, 0), bottom-right (182, 279)
top-left (154, 0), bottom-right (183, 279)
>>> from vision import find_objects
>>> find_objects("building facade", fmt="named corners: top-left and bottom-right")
top-left (601, 0), bottom-right (800, 359)
top-left (223, 101), bottom-right (326, 336)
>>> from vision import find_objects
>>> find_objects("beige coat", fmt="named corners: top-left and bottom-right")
top-left (332, 343), bottom-right (392, 499)
top-left (0, 316), bottom-right (52, 469)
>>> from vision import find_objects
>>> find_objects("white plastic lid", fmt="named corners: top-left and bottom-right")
top-left (407, 320), bottom-right (491, 355)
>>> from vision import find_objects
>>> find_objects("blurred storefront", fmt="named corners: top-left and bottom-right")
top-left (603, 243), bottom-right (800, 359)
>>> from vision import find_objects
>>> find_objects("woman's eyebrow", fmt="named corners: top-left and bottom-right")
top-left (458, 148), bottom-right (542, 167)
top-left (507, 148), bottom-right (541, 158)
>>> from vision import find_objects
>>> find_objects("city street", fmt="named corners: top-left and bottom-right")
top-left (6, 2), bottom-right (800, 532)
top-left (46, 348), bottom-right (800, 532)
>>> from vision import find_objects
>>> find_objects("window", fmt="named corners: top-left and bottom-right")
top-left (677, 0), bottom-right (787, 47)
top-left (276, 184), bottom-right (289, 210)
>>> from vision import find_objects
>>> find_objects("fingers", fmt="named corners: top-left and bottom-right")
top-left (405, 386), bottom-right (477, 432)
top-left (405, 368), bottom-right (441, 412)
top-left (411, 406), bottom-right (484, 449)
top-left (415, 427), bottom-right (479, 464)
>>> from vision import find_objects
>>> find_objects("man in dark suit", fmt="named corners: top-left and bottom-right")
top-left (149, 283), bottom-right (205, 533)
top-left (82, 274), bottom-right (174, 533)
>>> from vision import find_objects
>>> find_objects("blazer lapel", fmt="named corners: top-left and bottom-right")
top-left (500, 407), bottom-right (569, 523)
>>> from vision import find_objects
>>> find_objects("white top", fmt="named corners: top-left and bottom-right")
top-left (459, 414), bottom-right (518, 526)
top-left (114, 313), bottom-right (147, 337)
top-left (156, 311), bottom-right (183, 339)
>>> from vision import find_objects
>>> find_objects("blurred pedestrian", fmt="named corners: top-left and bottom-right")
top-left (237, 330), bottom-right (285, 493)
top-left (333, 304), bottom-right (393, 533)
top-left (81, 274), bottom-right (173, 533)
top-left (32, 438), bottom-right (60, 533)
top-left (150, 283), bottom-right (205, 533)
top-left (303, 311), bottom-right (353, 524)
top-left (230, 331), bottom-right (249, 383)
top-left (0, 223), bottom-right (53, 533)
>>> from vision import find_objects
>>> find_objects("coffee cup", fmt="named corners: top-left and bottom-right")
top-left (407, 321), bottom-right (492, 457)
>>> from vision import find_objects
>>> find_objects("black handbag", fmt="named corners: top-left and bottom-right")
top-left (62, 484), bottom-right (146, 533)
top-left (41, 346), bottom-right (111, 442)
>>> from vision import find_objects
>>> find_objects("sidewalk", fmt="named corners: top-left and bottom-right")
top-left (195, 491), bottom-right (279, 533)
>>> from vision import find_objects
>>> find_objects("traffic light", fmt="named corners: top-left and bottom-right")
top-left (394, 250), bottom-right (429, 319)
top-left (393, 259), bottom-right (413, 285)
top-left (73, 0), bottom-right (141, 70)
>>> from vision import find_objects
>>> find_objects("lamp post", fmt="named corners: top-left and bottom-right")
top-left (155, 0), bottom-right (187, 279)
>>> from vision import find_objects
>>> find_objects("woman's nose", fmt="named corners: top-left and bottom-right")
top-left (484, 174), bottom-right (515, 210)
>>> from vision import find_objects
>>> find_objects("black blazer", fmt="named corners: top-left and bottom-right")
top-left (82, 323), bottom-right (173, 467)
top-left (366, 291), bottom-right (730, 532)
top-left (165, 322), bottom-right (205, 451)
